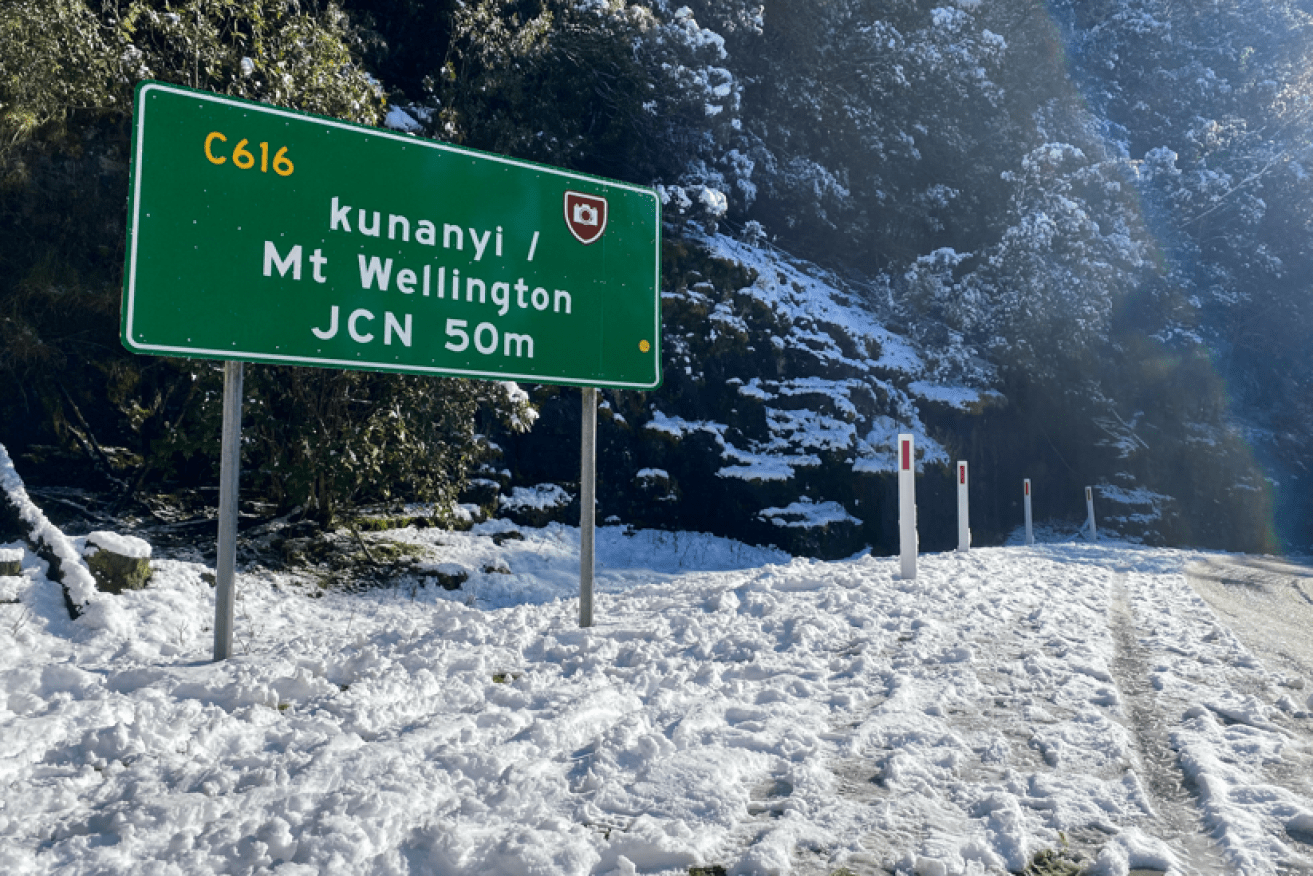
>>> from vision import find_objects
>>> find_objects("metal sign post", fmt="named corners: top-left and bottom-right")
top-left (1023, 479), bottom-right (1035, 546)
top-left (213, 361), bottom-right (244, 660)
top-left (579, 388), bottom-right (597, 628)
top-left (898, 434), bottom-right (916, 580)
top-left (957, 461), bottom-right (970, 552)
top-left (1085, 486), bottom-right (1098, 542)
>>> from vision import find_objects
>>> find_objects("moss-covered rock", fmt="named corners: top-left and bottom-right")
top-left (428, 564), bottom-right (469, 591)
top-left (0, 547), bottom-right (21, 577)
top-left (83, 531), bottom-right (151, 594)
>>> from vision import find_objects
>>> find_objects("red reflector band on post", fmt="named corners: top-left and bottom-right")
top-left (1025, 481), bottom-right (1030, 496)
top-left (902, 440), bottom-right (911, 471)
top-left (959, 465), bottom-right (966, 484)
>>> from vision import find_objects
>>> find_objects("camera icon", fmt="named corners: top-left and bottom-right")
top-left (564, 191), bottom-right (608, 244)
top-left (572, 203), bottom-right (599, 226)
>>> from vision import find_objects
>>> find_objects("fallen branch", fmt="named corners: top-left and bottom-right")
top-left (348, 521), bottom-right (383, 569)
top-left (57, 382), bottom-right (128, 491)
top-left (0, 441), bottom-right (98, 619)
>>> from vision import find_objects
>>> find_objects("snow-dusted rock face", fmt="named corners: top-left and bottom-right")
top-left (479, 236), bottom-right (1017, 558)
top-left (469, 232), bottom-right (1273, 557)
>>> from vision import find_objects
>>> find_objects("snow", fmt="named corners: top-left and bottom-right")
top-left (0, 443), bottom-right (98, 613)
top-left (931, 7), bottom-right (969, 31)
top-left (700, 234), bottom-right (924, 376)
top-left (644, 411), bottom-right (725, 441)
top-left (717, 442), bottom-right (815, 482)
top-left (83, 531), bottom-right (151, 560)
top-left (644, 414), bottom-right (828, 484)
top-left (383, 106), bottom-right (422, 133)
top-left (758, 499), bottom-right (861, 530)
top-left (500, 381), bottom-right (538, 431)
top-left (697, 186), bottom-right (728, 217)
top-left (1095, 484), bottom-right (1164, 507)
top-left (764, 408), bottom-right (856, 454)
top-left (500, 484), bottom-right (572, 513)
top-left (652, 234), bottom-right (981, 507)
top-left (736, 379), bottom-right (772, 401)
top-left (3, 518), bottom-right (1312, 874)
top-left (853, 415), bottom-right (951, 474)
top-left (907, 381), bottom-right (987, 411)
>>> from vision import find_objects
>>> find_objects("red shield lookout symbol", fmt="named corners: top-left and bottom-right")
top-left (564, 191), bottom-right (608, 245)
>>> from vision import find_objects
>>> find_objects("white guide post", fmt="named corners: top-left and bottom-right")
top-left (957, 461), bottom-right (970, 552)
top-left (579, 388), bottom-right (597, 628)
top-left (898, 434), bottom-right (917, 579)
top-left (213, 360), bottom-right (244, 661)
top-left (1085, 486), bottom-right (1097, 542)
top-left (1023, 478), bottom-right (1034, 546)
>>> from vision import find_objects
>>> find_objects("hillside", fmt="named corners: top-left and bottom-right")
top-left (480, 233), bottom-right (1180, 558)
top-left (2, 0), bottom-right (1310, 554)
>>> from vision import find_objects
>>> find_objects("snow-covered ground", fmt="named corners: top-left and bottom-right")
top-left (3, 523), bottom-right (1313, 875)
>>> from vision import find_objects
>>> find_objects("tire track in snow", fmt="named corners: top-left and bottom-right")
top-left (1182, 557), bottom-right (1313, 870)
top-left (1184, 556), bottom-right (1313, 700)
top-left (1109, 581), bottom-right (1231, 875)
top-left (812, 616), bottom-right (939, 875)
top-left (814, 576), bottom-right (1044, 876)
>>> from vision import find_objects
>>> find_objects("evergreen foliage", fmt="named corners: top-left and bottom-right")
top-left (0, 0), bottom-right (522, 526)
top-left (2, 0), bottom-right (1309, 549)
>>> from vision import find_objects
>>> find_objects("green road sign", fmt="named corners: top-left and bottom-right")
top-left (122, 81), bottom-right (662, 389)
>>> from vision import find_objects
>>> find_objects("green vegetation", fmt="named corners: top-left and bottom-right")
top-left (1022, 833), bottom-right (1087, 875)
top-left (0, 1), bottom-right (534, 528)
top-left (3, 0), bottom-right (1310, 551)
